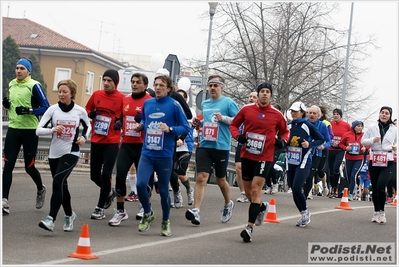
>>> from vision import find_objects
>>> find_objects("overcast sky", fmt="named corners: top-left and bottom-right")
top-left (2, 1), bottom-right (398, 124)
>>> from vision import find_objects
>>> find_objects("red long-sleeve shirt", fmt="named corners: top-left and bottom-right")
top-left (329, 119), bottom-right (351, 150)
top-left (230, 102), bottom-right (289, 162)
top-left (339, 130), bottom-right (367, 160)
top-left (85, 89), bottom-right (125, 144)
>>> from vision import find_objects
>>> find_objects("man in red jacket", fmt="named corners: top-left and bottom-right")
top-left (230, 83), bottom-right (289, 242)
top-left (85, 69), bottom-right (125, 220)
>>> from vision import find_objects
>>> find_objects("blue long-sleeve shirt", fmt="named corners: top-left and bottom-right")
top-left (141, 95), bottom-right (190, 158)
top-left (287, 118), bottom-right (325, 169)
top-left (311, 119), bottom-right (332, 157)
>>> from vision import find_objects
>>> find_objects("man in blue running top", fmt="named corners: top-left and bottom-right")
top-left (186, 74), bottom-right (239, 226)
top-left (134, 75), bottom-right (190, 236)
top-left (2, 57), bottom-right (50, 215)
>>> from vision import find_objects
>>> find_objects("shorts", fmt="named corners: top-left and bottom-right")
top-left (359, 173), bottom-right (370, 188)
top-left (196, 148), bottom-right (229, 178)
top-left (241, 157), bottom-right (273, 181)
top-left (174, 151), bottom-right (192, 176)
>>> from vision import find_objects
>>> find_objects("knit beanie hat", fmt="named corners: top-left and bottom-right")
top-left (333, 108), bottom-right (343, 118)
top-left (103, 69), bottom-right (119, 85)
top-left (16, 58), bottom-right (32, 72)
top-left (256, 82), bottom-right (273, 95)
top-left (351, 120), bottom-right (363, 130)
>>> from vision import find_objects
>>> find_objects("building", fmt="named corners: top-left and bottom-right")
top-left (2, 17), bottom-right (135, 107)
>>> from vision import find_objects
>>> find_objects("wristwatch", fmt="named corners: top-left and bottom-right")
top-left (169, 127), bottom-right (173, 133)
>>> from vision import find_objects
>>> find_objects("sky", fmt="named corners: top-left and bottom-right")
top-left (1, 1), bottom-right (398, 125)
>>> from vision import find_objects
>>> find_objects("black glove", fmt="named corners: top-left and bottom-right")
top-left (2, 97), bottom-right (10, 109)
top-left (113, 120), bottom-right (122, 130)
top-left (237, 134), bottom-right (247, 144)
top-left (275, 138), bottom-right (286, 149)
top-left (15, 106), bottom-right (30, 115)
top-left (88, 110), bottom-right (97, 119)
top-left (134, 112), bottom-right (142, 123)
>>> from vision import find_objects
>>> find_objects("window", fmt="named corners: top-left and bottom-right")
top-left (53, 68), bottom-right (71, 91)
top-left (86, 71), bottom-right (94, 95)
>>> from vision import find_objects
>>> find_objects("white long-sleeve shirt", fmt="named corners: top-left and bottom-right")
top-left (36, 103), bottom-right (91, 159)
top-left (361, 123), bottom-right (397, 161)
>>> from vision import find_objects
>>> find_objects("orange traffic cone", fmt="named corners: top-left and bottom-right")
top-left (391, 195), bottom-right (397, 206)
top-left (264, 198), bottom-right (280, 223)
top-left (68, 224), bottom-right (98, 260)
top-left (335, 188), bottom-right (353, 210)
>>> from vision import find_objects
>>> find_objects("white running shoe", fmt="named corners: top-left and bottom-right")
top-left (236, 193), bottom-right (249, 203)
top-left (63, 211), bottom-right (77, 232)
top-left (108, 209), bottom-right (129, 226)
top-left (221, 200), bottom-right (235, 223)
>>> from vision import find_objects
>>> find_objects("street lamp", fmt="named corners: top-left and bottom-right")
top-left (341, 2), bottom-right (354, 112)
top-left (201, 2), bottom-right (218, 105)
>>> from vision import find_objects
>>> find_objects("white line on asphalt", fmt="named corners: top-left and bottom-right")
top-left (38, 205), bottom-right (376, 265)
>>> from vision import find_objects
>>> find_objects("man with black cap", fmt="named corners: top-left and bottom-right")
top-left (85, 69), bottom-right (125, 220)
top-left (327, 108), bottom-right (351, 198)
top-left (230, 82), bottom-right (289, 242)
top-left (362, 106), bottom-right (397, 224)
top-left (2, 57), bottom-right (50, 215)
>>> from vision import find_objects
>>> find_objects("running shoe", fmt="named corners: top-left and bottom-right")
top-left (161, 219), bottom-right (171, 236)
top-left (348, 194), bottom-right (353, 201)
top-left (187, 187), bottom-right (194, 205)
top-left (36, 185), bottom-right (46, 209)
top-left (2, 198), bottom-right (9, 215)
top-left (185, 208), bottom-right (200, 225)
top-left (104, 188), bottom-right (116, 209)
top-left (371, 211), bottom-right (379, 222)
top-left (138, 210), bottom-right (156, 232)
top-left (240, 225), bottom-right (253, 242)
top-left (297, 210), bottom-right (311, 227)
top-left (108, 209), bottom-right (128, 226)
top-left (271, 184), bottom-right (278, 194)
top-left (264, 187), bottom-right (271, 194)
top-left (255, 201), bottom-right (269, 226)
top-left (91, 207), bottom-right (105, 220)
top-left (63, 211), bottom-right (77, 232)
top-left (377, 212), bottom-right (386, 224)
top-left (221, 200), bottom-right (235, 223)
top-left (236, 193), bottom-right (249, 203)
top-left (136, 202), bottom-right (144, 220)
top-left (125, 191), bottom-right (138, 202)
top-left (173, 190), bottom-right (183, 209)
top-left (39, 215), bottom-right (54, 232)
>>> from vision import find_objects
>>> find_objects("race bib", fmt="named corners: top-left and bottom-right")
top-left (125, 116), bottom-right (141, 137)
top-left (348, 142), bottom-right (360, 155)
top-left (203, 122), bottom-right (219, 141)
top-left (372, 151), bottom-right (388, 167)
top-left (287, 146), bottom-right (302, 165)
top-left (56, 120), bottom-right (76, 139)
top-left (146, 128), bottom-right (164, 150)
top-left (245, 132), bottom-right (266, 155)
top-left (332, 136), bottom-right (341, 147)
top-left (94, 115), bottom-right (111, 136)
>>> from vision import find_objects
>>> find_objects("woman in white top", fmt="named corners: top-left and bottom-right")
top-left (36, 79), bottom-right (91, 232)
top-left (361, 106), bottom-right (397, 224)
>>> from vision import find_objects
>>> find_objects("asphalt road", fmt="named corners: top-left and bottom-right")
top-left (2, 169), bottom-right (397, 265)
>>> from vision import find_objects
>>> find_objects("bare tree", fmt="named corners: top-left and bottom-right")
top-left (184, 2), bottom-right (377, 121)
